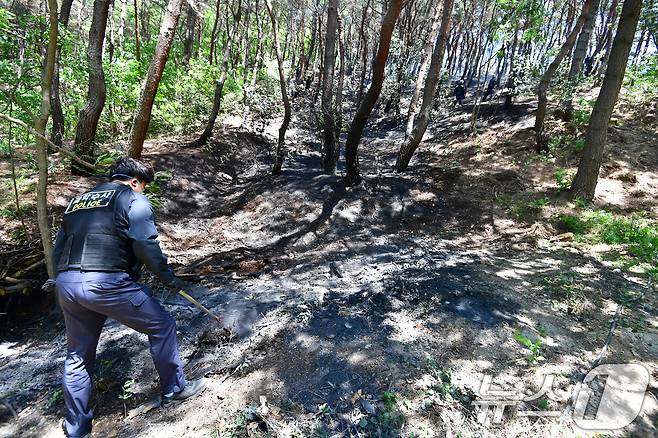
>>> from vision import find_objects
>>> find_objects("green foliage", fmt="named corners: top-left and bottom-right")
top-left (48, 387), bottom-right (64, 408)
top-left (538, 398), bottom-right (550, 410)
top-left (117, 379), bottom-right (134, 401)
top-left (542, 274), bottom-right (587, 314)
top-left (625, 53), bottom-right (658, 96)
top-left (144, 170), bottom-right (174, 209)
top-left (381, 391), bottom-right (397, 413)
top-left (513, 331), bottom-right (544, 364)
top-left (554, 168), bottom-right (574, 192)
top-left (570, 98), bottom-right (594, 130)
top-left (94, 150), bottom-right (123, 168)
top-left (554, 213), bottom-right (590, 234)
top-left (554, 210), bottom-right (658, 266)
top-left (529, 197), bottom-right (549, 210)
top-left (586, 211), bottom-right (658, 261)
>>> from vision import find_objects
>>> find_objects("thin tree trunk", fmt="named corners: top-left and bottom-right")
top-left (406, 2), bottom-right (442, 138)
top-left (535, 0), bottom-right (593, 153)
top-left (49, 0), bottom-right (74, 148)
top-left (570, 0), bottom-right (643, 200)
top-left (503, 24), bottom-right (519, 109)
top-left (128, 0), bottom-right (185, 158)
top-left (209, 0), bottom-right (221, 64)
top-left (133, 0), bottom-right (141, 61)
top-left (596, 0), bottom-right (621, 77)
top-left (265, 0), bottom-right (291, 174)
top-left (570, 0), bottom-right (601, 77)
top-left (321, 0), bottom-right (339, 174)
top-left (196, 0), bottom-right (242, 146)
top-left (36, 0), bottom-right (60, 278)
top-left (335, 14), bottom-right (345, 141)
top-left (302, 4), bottom-right (319, 84)
top-left (356, 0), bottom-right (371, 106)
top-left (182, 4), bottom-right (197, 66)
top-left (344, 0), bottom-right (404, 185)
top-left (119, 0), bottom-right (127, 45)
top-left (395, 0), bottom-right (454, 172)
top-left (73, 0), bottom-right (112, 169)
top-left (243, 6), bottom-right (263, 125)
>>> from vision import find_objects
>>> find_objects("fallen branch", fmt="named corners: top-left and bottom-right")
top-left (0, 281), bottom-right (37, 296)
top-left (0, 112), bottom-right (97, 171)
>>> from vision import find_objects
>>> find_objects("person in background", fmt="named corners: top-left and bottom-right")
top-left (454, 79), bottom-right (466, 106)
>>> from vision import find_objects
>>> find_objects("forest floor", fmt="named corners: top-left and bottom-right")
top-left (1, 88), bottom-right (657, 437)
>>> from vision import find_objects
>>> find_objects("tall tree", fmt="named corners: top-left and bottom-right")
top-left (133, 0), bottom-right (142, 61)
top-left (535, 0), bottom-right (593, 153)
top-left (570, 0), bottom-right (643, 200)
top-left (395, 0), bottom-right (455, 172)
top-left (49, 0), bottom-right (74, 148)
top-left (569, 0), bottom-right (602, 77)
top-left (195, 0), bottom-right (242, 146)
top-left (344, 0), bottom-right (404, 186)
top-left (265, 0), bottom-right (292, 175)
top-left (406, 2), bottom-right (443, 137)
top-left (36, 0), bottom-right (60, 277)
top-left (321, 0), bottom-right (339, 174)
top-left (73, 0), bottom-right (112, 168)
top-left (128, 0), bottom-right (185, 158)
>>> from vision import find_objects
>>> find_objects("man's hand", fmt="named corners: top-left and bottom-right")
top-left (42, 279), bottom-right (56, 293)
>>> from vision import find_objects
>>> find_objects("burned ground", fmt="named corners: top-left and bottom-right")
top-left (1, 91), bottom-right (657, 437)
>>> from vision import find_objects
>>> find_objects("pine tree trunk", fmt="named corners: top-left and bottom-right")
top-left (73, 0), bottom-right (112, 170)
top-left (265, 0), bottom-right (291, 175)
top-left (196, 0), bottom-right (242, 146)
top-left (334, 14), bottom-right (345, 141)
top-left (49, 0), bottom-right (74, 148)
top-left (395, 0), bottom-right (454, 172)
top-left (128, 0), bottom-right (184, 158)
top-left (535, 0), bottom-right (593, 153)
top-left (36, 0), bottom-right (59, 278)
top-left (133, 0), bottom-right (141, 61)
top-left (321, 0), bottom-right (339, 174)
top-left (344, 0), bottom-right (404, 186)
top-left (356, 0), bottom-right (371, 106)
top-left (406, 2), bottom-right (442, 138)
top-left (209, 0), bottom-right (221, 64)
top-left (182, 4), bottom-right (197, 66)
top-left (569, 0), bottom-right (601, 77)
top-left (570, 0), bottom-right (643, 201)
top-left (596, 0), bottom-right (621, 77)
top-left (503, 25), bottom-right (518, 109)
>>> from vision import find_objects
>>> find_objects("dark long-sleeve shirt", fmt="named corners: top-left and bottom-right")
top-left (52, 188), bottom-right (178, 286)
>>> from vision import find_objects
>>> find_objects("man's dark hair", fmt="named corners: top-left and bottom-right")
top-left (107, 157), bottom-right (155, 183)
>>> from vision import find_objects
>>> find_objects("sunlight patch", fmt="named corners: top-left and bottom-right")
top-left (385, 310), bottom-right (424, 343)
top-left (335, 200), bottom-right (363, 222)
top-left (495, 268), bottom-right (533, 279)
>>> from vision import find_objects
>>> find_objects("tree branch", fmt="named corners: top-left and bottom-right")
top-left (0, 112), bottom-right (98, 172)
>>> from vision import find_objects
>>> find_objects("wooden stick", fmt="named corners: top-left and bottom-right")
top-left (178, 289), bottom-right (222, 323)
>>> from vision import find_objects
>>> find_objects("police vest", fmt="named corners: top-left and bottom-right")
top-left (56, 182), bottom-right (134, 272)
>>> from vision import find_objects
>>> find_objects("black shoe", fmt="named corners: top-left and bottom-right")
top-left (161, 378), bottom-right (207, 407)
top-left (61, 420), bottom-right (91, 438)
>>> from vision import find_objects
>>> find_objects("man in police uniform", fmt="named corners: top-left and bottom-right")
top-left (52, 157), bottom-right (205, 438)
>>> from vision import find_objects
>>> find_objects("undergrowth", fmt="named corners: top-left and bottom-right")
top-left (554, 210), bottom-right (658, 268)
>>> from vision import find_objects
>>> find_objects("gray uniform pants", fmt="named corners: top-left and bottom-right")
top-left (56, 271), bottom-right (186, 437)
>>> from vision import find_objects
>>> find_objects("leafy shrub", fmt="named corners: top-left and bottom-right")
top-left (554, 210), bottom-right (658, 263)
top-left (554, 168), bottom-right (575, 192)
top-left (554, 213), bottom-right (590, 234)
top-left (585, 211), bottom-right (658, 261)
